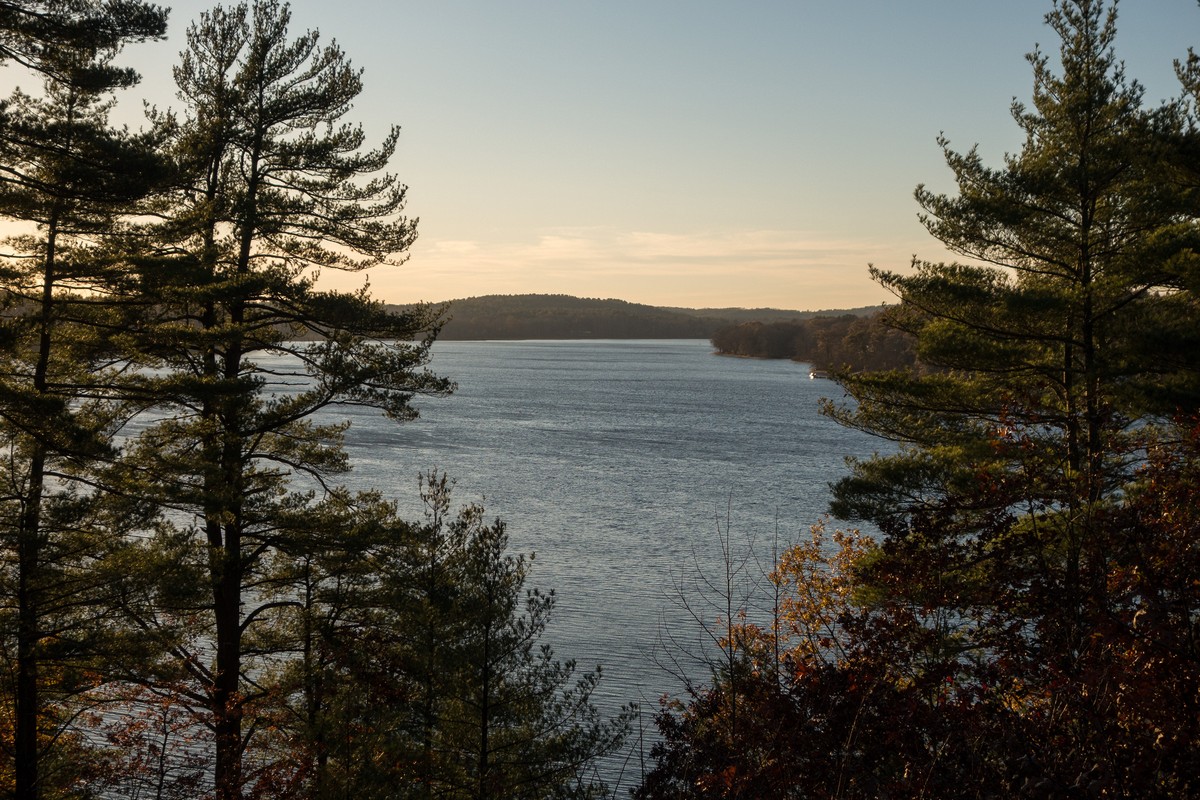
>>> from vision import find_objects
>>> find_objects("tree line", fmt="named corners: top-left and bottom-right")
top-left (0, 2), bottom-right (625, 798)
top-left (395, 295), bottom-right (880, 341)
top-left (637, 1), bottom-right (1200, 797)
top-left (384, 295), bottom-right (887, 342)
top-left (709, 311), bottom-right (917, 372)
top-left (410, 295), bottom-right (726, 340)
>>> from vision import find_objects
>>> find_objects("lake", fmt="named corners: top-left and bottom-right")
top-left (325, 338), bottom-right (886, 785)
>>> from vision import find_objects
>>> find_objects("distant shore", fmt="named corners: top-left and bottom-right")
top-left (390, 293), bottom-right (879, 341)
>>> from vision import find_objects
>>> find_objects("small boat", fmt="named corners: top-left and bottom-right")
top-left (809, 369), bottom-right (829, 380)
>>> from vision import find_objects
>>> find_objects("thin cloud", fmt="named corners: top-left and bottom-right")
top-left (332, 227), bottom-right (913, 309)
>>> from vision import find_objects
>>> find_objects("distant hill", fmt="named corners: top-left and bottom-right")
top-left (666, 305), bottom-right (885, 324)
top-left (389, 294), bottom-right (880, 340)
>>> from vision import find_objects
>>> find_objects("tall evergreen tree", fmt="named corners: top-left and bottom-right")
top-left (636, 2), bottom-right (1200, 797)
top-left (0, 33), bottom-right (167, 800)
top-left (824, 0), bottom-right (1200, 784)
top-left (117, 2), bottom-right (449, 796)
top-left (264, 476), bottom-right (629, 800)
top-left (830, 0), bottom-right (1196, 626)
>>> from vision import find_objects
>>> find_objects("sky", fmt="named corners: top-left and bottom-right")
top-left (8, 1), bottom-right (1199, 310)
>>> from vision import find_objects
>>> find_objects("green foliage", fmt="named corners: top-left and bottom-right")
top-left (0, 3), bottom-right (631, 799)
top-left (106, 3), bottom-right (452, 795)
top-left (709, 311), bottom-right (915, 372)
top-left (831, 0), bottom-right (1200, 584)
top-left (0, 11), bottom-right (170, 798)
top-left (638, 2), bottom-right (1200, 797)
top-left (247, 477), bottom-right (630, 799)
top-left (0, 0), bottom-right (167, 90)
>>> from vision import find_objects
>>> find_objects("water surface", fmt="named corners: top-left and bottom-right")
top-left (330, 340), bottom-right (884, 728)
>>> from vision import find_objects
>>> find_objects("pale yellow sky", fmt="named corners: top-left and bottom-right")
top-left (321, 227), bottom-right (911, 309)
top-left (5, 0), bottom-right (1196, 311)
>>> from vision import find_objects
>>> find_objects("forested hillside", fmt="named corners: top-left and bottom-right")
top-left (411, 294), bottom-right (725, 339)
top-left (393, 294), bottom-right (878, 340)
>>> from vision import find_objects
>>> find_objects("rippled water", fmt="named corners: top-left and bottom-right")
top-left (318, 339), bottom-right (885, 783)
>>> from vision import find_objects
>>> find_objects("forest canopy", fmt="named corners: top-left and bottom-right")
top-left (394, 294), bottom-right (878, 341)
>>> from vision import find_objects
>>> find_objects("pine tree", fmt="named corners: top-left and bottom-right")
top-left (824, 0), bottom-right (1200, 786)
top-left (0, 36), bottom-right (167, 800)
top-left (0, 0), bottom-right (166, 89)
top-left (271, 476), bottom-right (629, 800)
top-left (114, 3), bottom-right (449, 796)
top-left (635, 2), bottom-right (1200, 796)
top-left (830, 0), bottom-right (1195, 617)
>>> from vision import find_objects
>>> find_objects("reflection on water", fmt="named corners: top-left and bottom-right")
top-left (313, 339), bottom-right (885, 788)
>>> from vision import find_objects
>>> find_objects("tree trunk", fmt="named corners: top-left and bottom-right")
top-left (211, 520), bottom-right (244, 800)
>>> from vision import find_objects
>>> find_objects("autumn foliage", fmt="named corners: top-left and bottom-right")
top-left (637, 1), bottom-right (1200, 797)
top-left (637, 425), bottom-right (1200, 798)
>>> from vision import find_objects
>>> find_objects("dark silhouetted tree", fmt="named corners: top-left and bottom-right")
top-left (113, 2), bottom-right (448, 796)
top-left (638, 2), bottom-right (1200, 797)
top-left (0, 16), bottom-right (166, 798)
